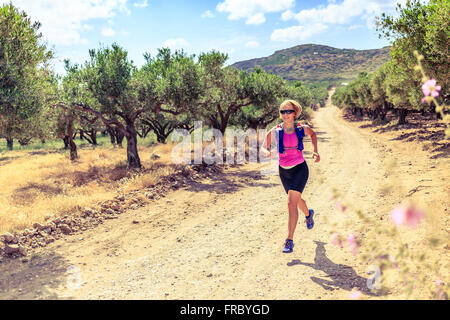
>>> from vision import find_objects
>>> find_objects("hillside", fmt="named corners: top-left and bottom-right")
top-left (232, 44), bottom-right (391, 84)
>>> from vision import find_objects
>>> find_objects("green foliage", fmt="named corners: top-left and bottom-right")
top-left (384, 59), bottom-right (422, 110)
top-left (0, 3), bottom-right (53, 147)
top-left (230, 67), bottom-right (289, 129)
top-left (84, 43), bottom-right (137, 116)
top-left (377, 0), bottom-right (449, 102)
top-left (139, 47), bottom-right (201, 114)
top-left (332, 0), bottom-right (448, 124)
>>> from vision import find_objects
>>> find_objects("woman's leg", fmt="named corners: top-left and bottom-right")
top-left (297, 196), bottom-right (310, 217)
top-left (287, 190), bottom-right (301, 240)
top-left (294, 161), bottom-right (310, 217)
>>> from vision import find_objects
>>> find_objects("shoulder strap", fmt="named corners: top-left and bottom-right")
top-left (276, 123), bottom-right (284, 154)
top-left (294, 125), bottom-right (305, 151)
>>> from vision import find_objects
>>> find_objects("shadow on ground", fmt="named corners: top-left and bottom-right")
top-left (0, 252), bottom-right (73, 300)
top-left (287, 241), bottom-right (387, 297)
top-left (342, 111), bottom-right (449, 160)
top-left (183, 167), bottom-right (277, 194)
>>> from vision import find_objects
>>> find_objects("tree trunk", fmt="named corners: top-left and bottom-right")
top-left (90, 128), bottom-right (97, 145)
top-left (69, 138), bottom-right (78, 161)
top-left (156, 133), bottom-right (166, 143)
top-left (115, 128), bottom-right (124, 148)
top-left (107, 127), bottom-right (116, 147)
top-left (63, 136), bottom-right (69, 149)
top-left (398, 109), bottom-right (408, 125)
top-left (373, 109), bottom-right (379, 120)
top-left (67, 118), bottom-right (78, 161)
top-left (79, 129), bottom-right (84, 140)
top-left (6, 138), bottom-right (13, 151)
top-left (125, 122), bottom-right (141, 170)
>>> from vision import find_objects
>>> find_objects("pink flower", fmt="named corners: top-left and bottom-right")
top-left (347, 234), bottom-right (360, 256)
top-left (390, 204), bottom-right (425, 228)
top-left (349, 289), bottom-right (362, 300)
top-left (335, 201), bottom-right (347, 212)
top-left (331, 233), bottom-right (344, 248)
top-left (422, 79), bottom-right (441, 98)
top-left (389, 255), bottom-right (399, 269)
top-left (435, 279), bottom-right (447, 300)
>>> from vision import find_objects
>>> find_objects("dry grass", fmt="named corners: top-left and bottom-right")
top-left (0, 136), bottom-right (262, 233)
top-left (0, 143), bottom-right (180, 233)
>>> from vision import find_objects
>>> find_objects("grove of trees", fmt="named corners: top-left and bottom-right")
top-left (332, 0), bottom-right (448, 125)
top-left (0, 3), bottom-right (318, 169)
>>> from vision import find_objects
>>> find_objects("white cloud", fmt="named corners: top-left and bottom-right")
top-left (101, 27), bottom-right (115, 37)
top-left (216, 0), bottom-right (294, 25)
top-left (271, 0), bottom-right (402, 43)
top-left (162, 38), bottom-right (190, 50)
top-left (281, 10), bottom-right (295, 21)
top-left (133, 0), bottom-right (148, 7)
top-left (201, 10), bottom-right (215, 18)
top-left (0, 0), bottom-right (129, 46)
top-left (293, 0), bottom-right (399, 26)
top-left (271, 23), bottom-right (328, 42)
top-left (245, 12), bottom-right (265, 25)
top-left (245, 41), bottom-right (259, 48)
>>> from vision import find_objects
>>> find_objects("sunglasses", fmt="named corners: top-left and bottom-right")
top-left (280, 109), bottom-right (295, 115)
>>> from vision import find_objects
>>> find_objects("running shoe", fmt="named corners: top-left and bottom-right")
top-left (306, 209), bottom-right (315, 229)
top-left (283, 238), bottom-right (294, 253)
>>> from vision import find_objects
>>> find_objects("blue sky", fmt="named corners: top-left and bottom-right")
top-left (4, 0), bottom-right (406, 75)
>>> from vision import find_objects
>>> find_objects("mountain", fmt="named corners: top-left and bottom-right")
top-left (231, 44), bottom-right (391, 84)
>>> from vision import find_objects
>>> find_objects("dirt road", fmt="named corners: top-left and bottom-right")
top-left (1, 95), bottom-right (448, 300)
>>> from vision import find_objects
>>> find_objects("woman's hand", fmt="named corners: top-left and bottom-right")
top-left (312, 152), bottom-right (320, 163)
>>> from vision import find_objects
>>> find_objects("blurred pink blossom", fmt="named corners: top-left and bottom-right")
top-left (389, 255), bottom-right (399, 269)
top-left (336, 201), bottom-right (347, 212)
top-left (435, 279), bottom-right (447, 300)
top-left (390, 204), bottom-right (425, 228)
top-left (331, 233), bottom-right (344, 248)
top-left (347, 234), bottom-right (360, 255)
top-left (349, 289), bottom-right (362, 300)
top-left (422, 79), bottom-right (441, 98)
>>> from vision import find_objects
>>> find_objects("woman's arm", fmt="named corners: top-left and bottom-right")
top-left (303, 125), bottom-right (320, 162)
top-left (261, 127), bottom-right (275, 157)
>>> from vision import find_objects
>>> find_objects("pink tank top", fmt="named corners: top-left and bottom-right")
top-left (278, 131), bottom-right (305, 167)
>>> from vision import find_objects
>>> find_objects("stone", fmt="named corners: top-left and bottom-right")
top-left (33, 222), bottom-right (45, 230)
top-left (2, 232), bottom-right (16, 243)
top-left (59, 224), bottom-right (72, 235)
top-left (47, 222), bottom-right (57, 231)
top-left (5, 244), bottom-right (26, 256)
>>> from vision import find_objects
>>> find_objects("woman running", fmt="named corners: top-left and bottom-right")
top-left (262, 99), bottom-right (320, 253)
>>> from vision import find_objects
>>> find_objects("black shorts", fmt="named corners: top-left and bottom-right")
top-left (279, 161), bottom-right (309, 194)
